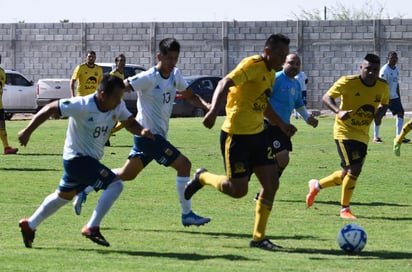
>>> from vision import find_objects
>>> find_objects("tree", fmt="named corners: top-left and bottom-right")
top-left (293, 1), bottom-right (404, 20)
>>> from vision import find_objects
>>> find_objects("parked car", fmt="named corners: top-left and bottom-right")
top-left (35, 63), bottom-right (146, 116)
top-left (172, 75), bottom-right (224, 117)
top-left (3, 70), bottom-right (38, 120)
top-left (98, 63), bottom-right (146, 115)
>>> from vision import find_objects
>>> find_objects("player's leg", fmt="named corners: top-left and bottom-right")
top-left (81, 158), bottom-right (122, 247)
top-left (19, 158), bottom-right (90, 248)
top-left (0, 110), bottom-right (18, 154)
top-left (339, 141), bottom-right (366, 219)
top-left (250, 164), bottom-right (283, 251)
top-left (394, 119), bottom-right (412, 156)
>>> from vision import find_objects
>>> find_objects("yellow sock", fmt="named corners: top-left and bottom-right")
top-left (396, 123), bottom-right (412, 143)
top-left (0, 129), bottom-right (10, 148)
top-left (111, 122), bottom-right (124, 134)
top-left (252, 197), bottom-right (273, 241)
top-left (199, 172), bottom-right (226, 192)
top-left (319, 170), bottom-right (343, 189)
top-left (341, 173), bottom-right (357, 207)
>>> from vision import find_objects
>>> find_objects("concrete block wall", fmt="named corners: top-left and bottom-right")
top-left (1, 19), bottom-right (412, 110)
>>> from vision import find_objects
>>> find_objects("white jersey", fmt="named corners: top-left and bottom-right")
top-left (379, 63), bottom-right (399, 99)
top-left (59, 93), bottom-right (132, 160)
top-left (294, 71), bottom-right (307, 91)
top-left (127, 66), bottom-right (188, 138)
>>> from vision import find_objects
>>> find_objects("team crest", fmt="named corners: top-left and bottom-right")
top-left (273, 140), bottom-right (281, 149)
top-left (233, 162), bottom-right (246, 174)
top-left (164, 148), bottom-right (173, 156)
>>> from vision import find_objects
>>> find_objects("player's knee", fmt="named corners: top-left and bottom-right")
top-left (57, 190), bottom-right (76, 200)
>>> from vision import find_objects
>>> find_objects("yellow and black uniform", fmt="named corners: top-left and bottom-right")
top-left (317, 74), bottom-right (389, 209)
top-left (0, 67), bottom-right (5, 110)
top-left (109, 68), bottom-right (124, 80)
top-left (222, 55), bottom-right (275, 135)
top-left (71, 64), bottom-right (103, 96)
top-left (221, 55), bottom-right (275, 179)
top-left (328, 75), bottom-right (390, 145)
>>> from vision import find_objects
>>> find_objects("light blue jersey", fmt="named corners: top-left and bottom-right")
top-left (127, 66), bottom-right (188, 138)
top-left (269, 70), bottom-right (305, 124)
top-left (59, 93), bottom-right (131, 160)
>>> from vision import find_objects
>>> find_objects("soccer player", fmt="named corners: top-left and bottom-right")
top-left (0, 54), bottom-right (18, 154)
top-left (74, 38), bottom-right (212, 227)
top-left (70, 50), bottom-right (103, 97)
top-left (393, 119), bottom-right (412, 156)
top-left (18, 75), bottom-right (153, 248)
top-left (184, 34), bottom-right (296, 251)
top-left (373, 51), bottom-right (409, 143)
top-left (306, 53), bottom-right (389, 219)
top-left (266, 53), bottom-right (318, 183)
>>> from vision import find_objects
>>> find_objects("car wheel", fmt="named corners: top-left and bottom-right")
top-left (5, 113), bottom-right (13, 120)
top-left (192, 108), bottom-right (205, 117)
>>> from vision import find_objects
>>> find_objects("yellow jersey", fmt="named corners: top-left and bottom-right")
top-left (0, 67), bottom-right (5, 109)
top-left (109, 68), bottom-right (124, 80)
top-left (222, 55), bottom-right (275, 135)
top-left (327, 75), bottom-right (390, 144)
top-left (71, 63), bottom-right (103, 96)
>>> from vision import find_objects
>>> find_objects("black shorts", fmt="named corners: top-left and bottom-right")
top-left (220, 130), bottom-right (274, 179)
top-left (266, 125), bottom-right (292, 154)
top-left (388, 98), bottom-right (404, 116)
top-left (0, 109), bottom-right (5, 121)
top-left (335, 139), bottom-right (367, 168)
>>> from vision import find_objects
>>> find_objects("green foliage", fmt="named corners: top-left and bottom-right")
top-left (0, 117), bottom-right (411, 272)
top-left (293, 0), bottom-right (400, 20)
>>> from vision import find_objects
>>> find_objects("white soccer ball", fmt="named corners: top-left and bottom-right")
top-left (337, 224), bottom-right (367, 253)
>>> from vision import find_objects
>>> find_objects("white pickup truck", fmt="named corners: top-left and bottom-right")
top-left (35, 63), bottom-right (146, 115)
top-left (3, 69), bottom-right (38, 120)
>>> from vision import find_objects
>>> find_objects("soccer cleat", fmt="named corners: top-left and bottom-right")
top-left (402, 138), bottom-right (410, 143)
top-left (19, 218), bottom-right (35, 248)
top-left (73, 191), bottom-right (87, 216)
top-left (340, 208), bottom-right (357, 219)
top-left (182, 211), bottom-right (211, 227)
top-left (373, 137), bottom-right (383, 143)
top-left (4, 146), bottom-right (18, 154)
top-left (184, 168), bottom-right (207, 200)
top-left (82, 226), bottom-right (110, 247)
top-left (306, 179), bottom-right (320, 207)
top-left (249, 238), bottom-right (283, 251)
top-left (393, 138), bottom-right (401, 156)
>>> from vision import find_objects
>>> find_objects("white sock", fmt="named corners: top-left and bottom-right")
top-left (86, 180), bottom-right (123, 228)
top-left (29, 192), bottom-right (70, 229)
top-left (396, 117), bottom-right (404, 137)
top-left (176, 176), bottom-right (192, 215)
top-left (374, 124), bottom-right (380, 138)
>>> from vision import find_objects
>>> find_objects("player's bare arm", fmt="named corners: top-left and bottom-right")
top-left (69, 79), bottom-right (76, 97)
top-left (322, 93), bottom-right (352, 120)
top-left (374, 104), bottom-right (389, 125)
top-left (181, 87), bottom-right (211, 111)
top-left (122, 79), bottom-right (134, 93)
top-left (122, 117), bottom-right (154, 139)
top-left (18, 100), bottom-right (60, 146)
top-left (203, 77), bottom-right (231, 129)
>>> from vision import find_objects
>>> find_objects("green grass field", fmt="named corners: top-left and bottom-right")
top-left (0, 116), bottom-right (411, 272)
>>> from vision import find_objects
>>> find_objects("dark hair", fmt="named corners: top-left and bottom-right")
top-left (364, 53), bottom-right (380, 65)
top-left (265, 34), bottom-right (290, 50)
top-left (158, 38), bottom-right (180, 56)
top-left (115, 53), bottom-right (126, 62)
top-left (98, 74), bottom-right (125, 96)
top-left (87, 50), bottom-right (96, 56)
top-left (387, 51), bottom-right (397, 58)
